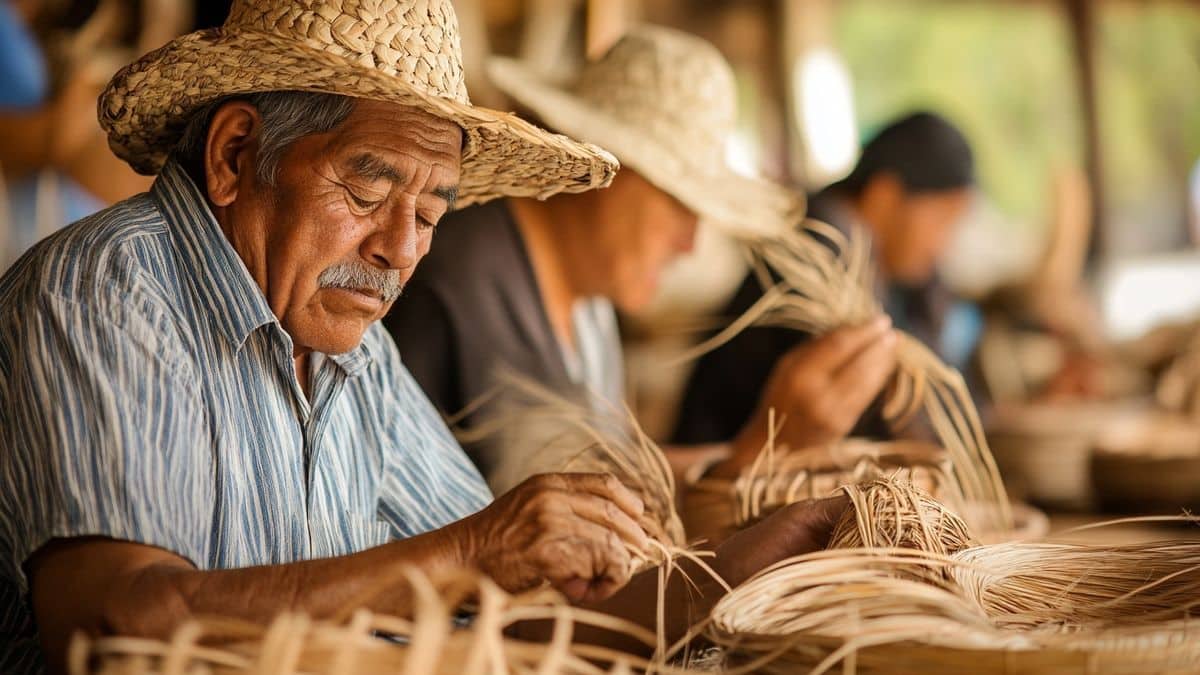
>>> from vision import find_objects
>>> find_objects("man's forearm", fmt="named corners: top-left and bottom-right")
top-left (31, 523), bottom-right (471, 673)
top-left (159, 527), bottom-right (468, 624)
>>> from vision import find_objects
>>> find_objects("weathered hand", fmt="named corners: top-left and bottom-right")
top-left (710, 494), bottom-right (849, 588)
top-left (460, 473), bottom-right (652, 604)
top-left (723, 317), bottom-right (898, 475)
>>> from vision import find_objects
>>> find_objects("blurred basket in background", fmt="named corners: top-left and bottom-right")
top-left (1092, 413), bottom-right (1200, 513)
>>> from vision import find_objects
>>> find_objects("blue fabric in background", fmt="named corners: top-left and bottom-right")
top-left (0, 2), bottom-right (49, 108)
top-left (0, 1), bottom-right (106, 271)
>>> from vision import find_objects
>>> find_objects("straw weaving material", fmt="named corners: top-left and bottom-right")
top-left (682, 439), bottom-right (950, 544)
top-left (459, 373), bottom-right (686, 551)
top-left (828, 479), bottom-right (975, 557)
top-left (707, 478), bottom-right (1200, 674)
top-left (456, 373), bottom-right (733, 662)
top-left (71, 568), bottom-right (669, 675)
top-left (683, 222), bottom-right (1011, 533)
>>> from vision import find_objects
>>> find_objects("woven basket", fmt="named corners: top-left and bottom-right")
top-left (718, 629), bottom-right (1200, 675)
top-left (987, 401), bottom-right (1150, 510)
top-left (710, 541), bottom-right (1200, 675)
top-left (72, 569), bottom-right (658, 675)
top-left (682, 439), bottom-right (950, 543)
top-left (1092, 413), bottom-right (1200, 513)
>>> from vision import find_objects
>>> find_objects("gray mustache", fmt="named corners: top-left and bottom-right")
top-left (318, 262), bottom-right (403, 304)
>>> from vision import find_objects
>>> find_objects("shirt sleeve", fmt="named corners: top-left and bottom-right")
top-left (0, 292), bottom-right (214, 591)
top-left (369, 327), bottom-right (492, 538)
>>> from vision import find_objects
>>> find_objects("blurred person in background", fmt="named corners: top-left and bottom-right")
top-left (385, 26), bottom-right (900, 491)
top-left (0, 0), bottom-right (188, 271)
top-left (673, 111), bottom-right (977, 446)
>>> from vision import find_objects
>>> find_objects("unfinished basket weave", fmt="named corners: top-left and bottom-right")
top-left (72, 568), bottom-right (664, 675)
top-left (707, 478), bottom-right (1200, 675)
top-left (682, 439), bottom-right (950, 544)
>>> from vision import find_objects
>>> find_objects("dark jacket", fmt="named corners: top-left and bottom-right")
top-left (384, 200), bottom-right (580, 478)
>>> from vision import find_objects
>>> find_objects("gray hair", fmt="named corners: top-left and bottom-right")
top-left (174, 91), bottom-right (357, 187)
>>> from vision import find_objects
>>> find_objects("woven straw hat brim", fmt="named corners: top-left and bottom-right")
top-left (487, 56), bottom-right (803, 238)
top-left (100, 29), bottom-right (618, 208)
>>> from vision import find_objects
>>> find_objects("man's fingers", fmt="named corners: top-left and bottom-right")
top-left (554, 473), bottom-right (645, 521)
top-left (536, 525), bottom-right (634, 602)
top-left (829, 329), bottom-right (899, 409)
top-left (564, 493), bottom-right (652, 553)
top-left (811, 494), bottom-right (851, 531)
top-left (798, 316), bottom-right (893, 373)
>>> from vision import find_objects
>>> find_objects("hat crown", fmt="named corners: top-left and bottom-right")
top-left (225, 0), bottom-right (469, 103)
top-left (573, 26), bottom-right (737, 165)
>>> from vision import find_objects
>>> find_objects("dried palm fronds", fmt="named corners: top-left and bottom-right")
top-left (71, 568), bottom-right (672, 675)
top-left (682, 223), bottom-right (1011, 532)
top-left (707, 478), bottom-right (1200, 675)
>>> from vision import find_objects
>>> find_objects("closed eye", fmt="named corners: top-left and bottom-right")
top-left (349, 192), bottom-right (383, 210)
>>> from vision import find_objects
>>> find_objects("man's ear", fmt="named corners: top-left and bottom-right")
top-left (204, 101), bottom-right (262, 207)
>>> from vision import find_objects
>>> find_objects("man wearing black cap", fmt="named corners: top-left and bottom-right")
top-left (674, 111), bottom-right (977, 446)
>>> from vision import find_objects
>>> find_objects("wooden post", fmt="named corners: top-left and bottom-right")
top-left (586, 0), bottom-right (641, 59)
top-left (1064, 0), bottom-right (1106, 262)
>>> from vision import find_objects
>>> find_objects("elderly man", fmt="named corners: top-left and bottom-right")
top-left (386, 26), bottom-right (899, 491)
top-left (0, 2), bottom-right (844, 673)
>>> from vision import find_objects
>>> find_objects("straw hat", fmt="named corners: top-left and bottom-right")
top-left (98, 0), bottom-right (618, 208)
top-left (487, 25), bottom-right (804, 237)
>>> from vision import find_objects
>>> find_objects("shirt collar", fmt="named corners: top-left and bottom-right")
top-left (152, 161), bottom-right (374, 375)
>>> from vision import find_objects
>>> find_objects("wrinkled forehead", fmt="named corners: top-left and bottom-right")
top-left (334, 99), bottom-right (465, 172)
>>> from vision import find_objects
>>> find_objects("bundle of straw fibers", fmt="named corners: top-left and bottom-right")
top-left (72, 568), bottom-right (667, 675)
top-left (454, 373), bottom-right (733, 662)
top-left (684, 222), bottom-right (1011, 533)
top-left (827, 479), bottom-right (975, 557)
top-left (682, 438), bottom-right (950, 544)
top-left (457, 372), bottom-right (685, 550)
top-left (706, 477), bottom-right (1200, 674)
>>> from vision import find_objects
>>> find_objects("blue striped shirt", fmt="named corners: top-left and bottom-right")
top-left (0, 161), bottom-right (493, 672)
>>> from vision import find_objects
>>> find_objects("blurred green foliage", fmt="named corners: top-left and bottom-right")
top-left (1098, 3), bottom-right (1200, 249)
top-left (836, 1), bottom-right (1200, 248)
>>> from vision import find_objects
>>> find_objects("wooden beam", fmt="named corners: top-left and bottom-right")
top-left (1064, 0), bottom-right (1107, 261)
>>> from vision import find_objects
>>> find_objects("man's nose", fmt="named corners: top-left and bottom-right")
top-left (363, 210), bottom-right (421, 271)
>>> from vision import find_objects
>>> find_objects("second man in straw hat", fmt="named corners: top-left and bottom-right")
top-left (386, 26), bottom-right (900, 491)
